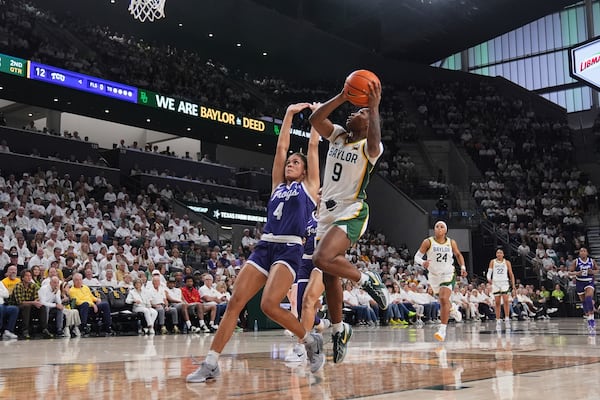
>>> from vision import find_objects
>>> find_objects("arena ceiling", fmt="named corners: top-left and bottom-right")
top-left (29, 0), bottom-right (578, 77)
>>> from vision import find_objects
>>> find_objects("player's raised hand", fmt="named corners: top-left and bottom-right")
top-left (367, 80), bottom-right (381, 109)
top-left (286, 102), bottom-right (311, 114)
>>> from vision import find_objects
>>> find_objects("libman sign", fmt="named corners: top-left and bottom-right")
top-left (570, 36), bottom-right (600, 92)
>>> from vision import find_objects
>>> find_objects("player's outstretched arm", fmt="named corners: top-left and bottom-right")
top-left (272, 102), bottom-right (311, 192)
top-left (304, 112), bottom-right (321, 199)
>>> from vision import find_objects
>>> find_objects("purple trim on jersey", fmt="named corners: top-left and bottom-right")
top-left (247, 240), bottom-right (302, 280)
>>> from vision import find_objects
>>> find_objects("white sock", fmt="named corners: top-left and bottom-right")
top-left (332, 322), bottom-right (343, 334)
top-left (504, 317), bottom-right (510, 322)
top-left (302, 332), bottom-right (314, 344)
top-left (205, 350), bottom-right (220, 367)
top-left (186, 321), bottom-right (192, 328)
top-left (318, 319), bottom-right (331, 330)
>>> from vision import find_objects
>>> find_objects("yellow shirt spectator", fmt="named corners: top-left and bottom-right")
top-left (1, 277), bottom-right (20, 295)
top-left (69, 284), bottom-right (99, 306)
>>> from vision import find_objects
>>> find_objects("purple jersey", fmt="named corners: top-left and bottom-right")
top-left (303, 211), bottom-right (318, 256)
top-left (263, 182), bottom-right (316, 242)
top-left (575, 257), bottom-right (594, 282)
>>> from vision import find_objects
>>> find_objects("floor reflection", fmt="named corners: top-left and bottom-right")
top-left (0, 324), bottom-right (600, 400)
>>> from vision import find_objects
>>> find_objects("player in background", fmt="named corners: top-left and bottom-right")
top-left (414, 221), bottom-right (467, 342)
top-left (569, 247), bottom-right (597, 335)
top-left (487, 248), bottom-right (516, 332)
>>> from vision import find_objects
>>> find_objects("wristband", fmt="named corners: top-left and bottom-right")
top-left (414, 251), bottom-right (425, 266)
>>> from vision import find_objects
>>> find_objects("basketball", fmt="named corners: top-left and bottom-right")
top-left (343, 69), bottom-right (380, 107)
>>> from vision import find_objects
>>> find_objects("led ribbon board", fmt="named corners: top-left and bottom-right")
top-left (0, 52), bottom-right (310, 138)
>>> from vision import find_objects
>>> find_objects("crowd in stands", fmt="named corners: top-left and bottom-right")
top-left (0, 166), bottom-right (266, 338)
top-left (1, 0), bottom-right (427, 197)
top-left (412, 80), bottom-right (594, 285)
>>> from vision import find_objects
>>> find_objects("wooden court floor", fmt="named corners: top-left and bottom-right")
top-left (1, 318), bottom-right (599, 399)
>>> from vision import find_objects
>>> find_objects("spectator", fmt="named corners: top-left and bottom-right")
top-left (0, 279), bottom-right (18, 339)
top-left (180, 275), bottom-right (212, 333)
top-left (69, 273), bottom-right (112, 336)
top-left (199, 274), bottom-right (226, 328)
top-left (14, 270), bottom-right (52, 339)
top-left (146, 272), bottom-right (178, 335)
top-left (37, 276), bottom-right (65, 336)
top-left (126, 278), bottom-right (158, 335)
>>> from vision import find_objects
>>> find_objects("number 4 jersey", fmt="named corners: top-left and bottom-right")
top-left (262, 181), bottom-right (316, 243)
top-left (426, 236), bottom-right (455, 275)
top-left (321, 124), bottom-right (383, 203)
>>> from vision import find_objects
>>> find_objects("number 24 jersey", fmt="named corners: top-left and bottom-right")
top-left (426, 236), bottom-right (454, 275)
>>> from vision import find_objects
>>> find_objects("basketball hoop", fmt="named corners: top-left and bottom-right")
top-left (129, 0), bottom-right (166, 22)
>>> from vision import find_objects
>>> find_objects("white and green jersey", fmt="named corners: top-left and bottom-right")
top-left (492, 259), bottom-right (509, 283)
top-left (426, 236), bottom-right (454, 275)
top-left (321, 124), bottom-right (383, 202)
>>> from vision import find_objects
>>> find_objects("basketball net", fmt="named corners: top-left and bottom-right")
top-left (129, 0), bottom-right (166, 22)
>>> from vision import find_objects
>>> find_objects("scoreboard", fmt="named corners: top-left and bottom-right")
top-left (0, 52), bottom-right (310, 139)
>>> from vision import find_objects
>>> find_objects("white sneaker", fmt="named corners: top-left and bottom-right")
top-left (191, 326), bottom-right (201, 334)
top-left (186, 361), bottom-right (220, 383)
top-left (505, 320), bottom-right (511, 331)
top-left (304, 333), bottom-right (325, 373)
top-left (547, 308), bottom-right (558, 315)
top-left (149, 328), bottom-right (155, 335)
top-left (2, 330), bottom-right (17, 340)
top-left (73, 326), bottom-right (81, 337)
top-left (434, 329), bottom-right (446, 342)
top-left (284, 343), bottom-right (307, 364)
top-left (496, 320), bottom-right (502, 331)
top-left (63, 327), bottom-right (70, 338)
top-left (200, 324), bottom-right (211, 333)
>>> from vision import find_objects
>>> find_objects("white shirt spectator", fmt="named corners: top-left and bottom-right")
top-left (145, 283), bottom-right (167, 305)
top-left (100, 276), bottom-right (119, 288)
top-left (166, 285), bottom-right (183, 303)
top-left (199, 283), bottom-right (221, 306)
top-left (28, 253), bottom-right (49, 270)
top-left (115, 225), bottom-right (131, 239)
top-left (29, 217), bottom-right (47, 234)
top-left (38, 284), bottom-right (62, 309)
top-left (83, 276), bottom-right (101, 287)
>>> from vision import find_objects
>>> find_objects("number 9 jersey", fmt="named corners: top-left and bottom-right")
top-left (321, 124), bottom-right (383, 203)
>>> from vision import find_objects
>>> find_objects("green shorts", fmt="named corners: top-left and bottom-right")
top-left (317, 200), bottom-right (369, 244)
